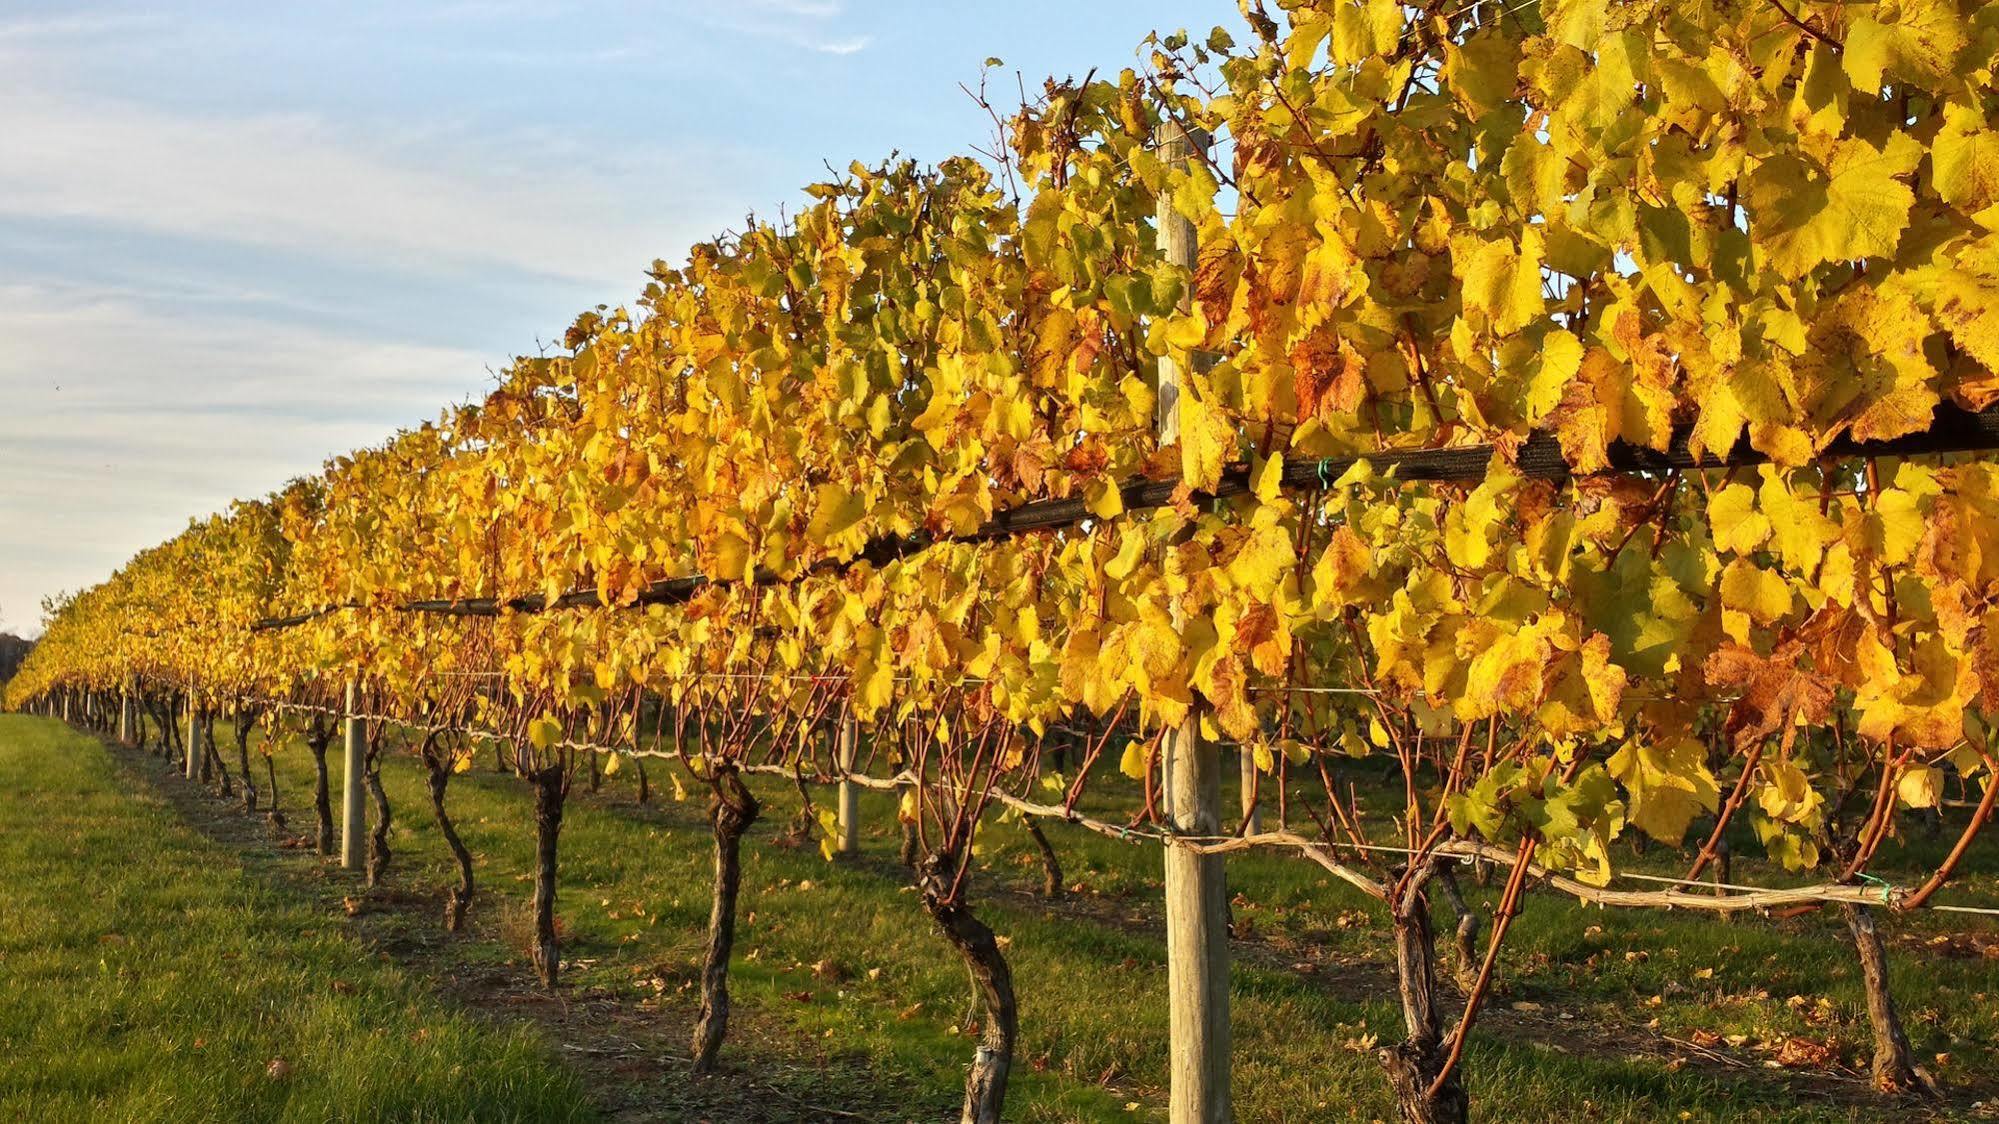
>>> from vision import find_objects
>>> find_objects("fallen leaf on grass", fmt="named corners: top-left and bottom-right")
top-left (1773, 1036), bottom-right (1835, 1068)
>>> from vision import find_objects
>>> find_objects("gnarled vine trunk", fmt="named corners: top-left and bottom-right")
top-left (424, 752), bottom-right (475, 932)
top-left (234, 716), bottom-right (258, 815)
top-left (1434, 864), bottom-right (1481, 993)
top-left (201, 713), bottom-right (226, 793)
top-left (529, 763), bottom-right (566, 988)
top-left (1841, 903), bottom-right (1930, 1095)
top-left (1024, 818), bottom-right (1063, 898)
top-left (1379, 870), bottom-right (1469, 1124)
top-left (308, 724), bottom-right (335, 856)
top-left (691, 768), bottom-right (759, 1075)
top-left (920, 852), bottom-right (1017, 1124)
top-left (365, 757), bottom-right (392, 887)
top-left (162, 696), bottom-right (184, 765)
top-left (264, 751), bottom-right (288, 837)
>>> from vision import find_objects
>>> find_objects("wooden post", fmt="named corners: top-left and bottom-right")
top-left (1157, 121), bottom-right (1230, 1124)
top-left (341, 680), bottom-right (367, 871)
top-left (118, 688), bottom-right (133, 745)
top-left (836, 715), bottom-right (860, 857)
top-left (184, 692), bottom-right (201, 780)
top-left (1240, 750), bottom-right (1261, 835)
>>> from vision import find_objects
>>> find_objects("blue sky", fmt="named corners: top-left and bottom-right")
top-left (0, 0), bottom-right (1233, 634)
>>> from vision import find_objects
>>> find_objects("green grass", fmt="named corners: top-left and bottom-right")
top-left (0, 716), bottom-right (589, 1123)
top-left (10, 711), bottom-right (1999, 1122)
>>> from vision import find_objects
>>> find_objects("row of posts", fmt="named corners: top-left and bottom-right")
top-left (62, 680), bottom-right (373, 875)
top-left (75, 681), bottom-right (870, 887)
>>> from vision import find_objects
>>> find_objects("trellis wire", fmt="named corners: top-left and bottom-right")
top-left (245, 697), bottom-right (1999, 919)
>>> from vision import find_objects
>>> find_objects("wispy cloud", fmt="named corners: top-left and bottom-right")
top-left (0, 281), bottom-right (496, 632)
top-left (0, 80), bottom-right (724, 286)
top-left (696, 0), bottom-right (872, 56)
top-left (0, 10), bottom-right (172, 43)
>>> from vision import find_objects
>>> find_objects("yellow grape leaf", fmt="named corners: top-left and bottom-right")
top-left (1367, 715), bottom-right (1391, 748)
top-left (527, 715), bottom-right (562, 751)
top-left (1329, 0), bottom-right (1399, 62)
top-left (1443, 29), bottom-right (1520, 120)
top-left (1869, 487), bottom-right (1926, 567)
top-left (1251, 452), bottom-right (1284, 503)
top-left (1105, 527), bottom-right (1146, 582)
top-left (1119, 739), bottom-right (1148, 781)
top-left (1756, 758), bottom-right (1822, 825)
top-left (1749, 133), bottom-right (1920, 280)
top-left (711, 531), bottom-right (753, 581)
top-left (1178, 386), bottom-right (1235, 492)
top-left (1526, 329), bottom-right (1584, 422)
top-left (1085, 476), bottom-right (1124, 520)
top-left (1309, 524), bottom-right (1372, 610)
top-left (1934, 104), bottom-right (1999, 214)
top-left (1757, 473), bottom-right (1838, 575)
top-left (1897, 764), bottom-right (1941, 810)
top-left (1455, 229), bottom-right (1546, 334)
top-left (1719, 558), bottom-right (1792, 626)
top-left (1707, 483), bottom-right (1770, 556)
top-left (1935, 236), bottom-right (1999, 382)
top-left (807, 482), bottom-right (868, 546)
top-left (1607, 737), bottom-right (1718, 844)
top-left (1842, 2), bottom-right (1963, 91)
top-left (603, 751), bottom-right (622, 777)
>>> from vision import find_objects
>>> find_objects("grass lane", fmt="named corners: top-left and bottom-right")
top-left (19, 707), bottom-right (1999, 1121)
top-left (0, 715), bottom-right (589, 1123)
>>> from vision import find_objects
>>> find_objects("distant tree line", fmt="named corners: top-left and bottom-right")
top-left (0, 631), bottom-right (35, 686)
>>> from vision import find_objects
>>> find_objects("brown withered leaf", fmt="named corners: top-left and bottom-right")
top-left (1703, 641), bottom-right (1833, 750)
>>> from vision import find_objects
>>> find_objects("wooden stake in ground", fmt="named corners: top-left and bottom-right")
top-left (341, 680), bottom-right (367, 872)
top-left (184, 692), bottom-right (201, 781)
top-left (1240, 749), bottom-right (1260, 835)
top-left (1156, 120), bottom-right (1231, 1124)
top-left (836, 714), bottom-right (860, 857)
